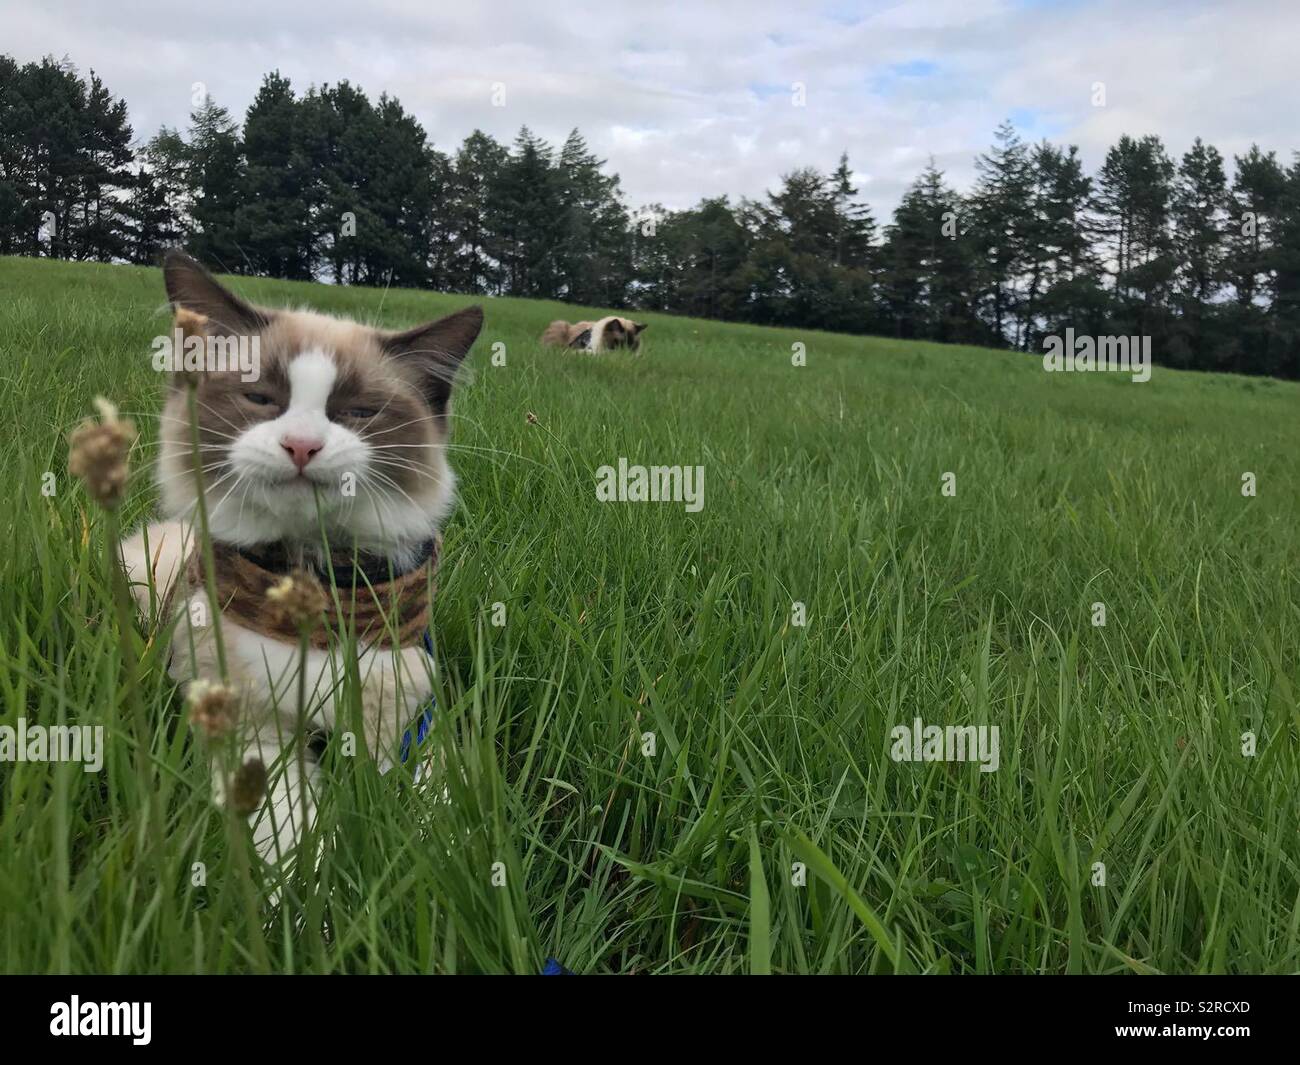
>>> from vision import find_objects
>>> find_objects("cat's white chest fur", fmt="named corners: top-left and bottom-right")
top-left (175, 588), bottom-right (436, 767)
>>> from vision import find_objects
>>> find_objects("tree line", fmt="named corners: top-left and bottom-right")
top-left (4, 54), bottom-right (1299, 378)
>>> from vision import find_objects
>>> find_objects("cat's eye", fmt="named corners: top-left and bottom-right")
top-left (342, 407), bottom-right (379, 420)
top-left (244, 392), bottom-right (276, 407)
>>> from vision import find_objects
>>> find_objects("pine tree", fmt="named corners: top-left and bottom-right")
top-left (369, 93), bottom-right (441, 288)
top-left (424, 145), bottom-right (458, 291)
top-left (970, 122), bottom-right (1033, 345)
top-left (638, 197), bottom-right (751, 321)
top-left (185, 94), bottom-right (244, 271)
top-left (0, 54), bottom-right (40, 254)
top-left (447, 130), bottom-right (509, 294)
top-left (1225, 145), bottom-right (1287, 310)
top-left (1026, 142), bottom-right (1105, 348)
top-left (829, 152), bottom-right (876, 269)
top-left (1272, 159), bottom-right (1300, 377)
top-left (126, 127), bottom-right (189, 263)
top-left (554, 128), bottom-right (631, 305)
top-left (0, 57), bottom-right (134, 260)
top-left (495, 127), bottom-right (561, 298)
top-left (1169, 138), bottom-right (1229, 367)
top-left (235, 73), bottom-right (316, 279)
top-left (881, 162), bottom-right (983, 343)
top-left (73, 70), bottom-right (136, 262)
top-left (1094, 134), bottom-right (1176, 339)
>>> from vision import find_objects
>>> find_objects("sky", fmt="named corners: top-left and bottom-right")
top-left (3, 0), bottom-right (1297, 215)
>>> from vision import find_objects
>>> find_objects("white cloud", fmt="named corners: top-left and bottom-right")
top-left (4, 0), bottom-right (1296, 216)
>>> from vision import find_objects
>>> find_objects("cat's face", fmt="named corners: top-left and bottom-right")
top-left (155, 253), bottom-right (482, 560)
top-left (594, 316), bottom-right (646, 351)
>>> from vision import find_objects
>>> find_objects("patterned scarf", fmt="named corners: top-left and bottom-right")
top-left (184, 537), bottom-right (440, 650)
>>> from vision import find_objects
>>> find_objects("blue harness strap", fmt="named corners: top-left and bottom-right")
top-left (397, 630), bottom-right (438, 769)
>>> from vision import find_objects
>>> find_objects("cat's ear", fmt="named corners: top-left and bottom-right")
top-left (162, 250), bottom-right (269, 334)
top-left (383, 306), bottom-right (484, 416)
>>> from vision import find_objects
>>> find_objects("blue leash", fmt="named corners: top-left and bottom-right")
top-left (395, 630), bottom-right (438, 771)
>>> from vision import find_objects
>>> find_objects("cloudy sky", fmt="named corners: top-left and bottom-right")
top-left (5, 0), bottom-right (1297, 214)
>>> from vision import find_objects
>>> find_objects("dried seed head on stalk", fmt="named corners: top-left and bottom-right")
top-left (266, 568), bottom-right (329, 631)
top-left (229, 758), bottom-right (268, 816)
top-left (186, 678), bottom-right (239, 739)
top-left (68, 397), bottom-right (136, 509)
top-left (173, 309), bottom-right (208, 390)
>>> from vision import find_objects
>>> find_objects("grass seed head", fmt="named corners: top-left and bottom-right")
top-left (186, 678), bottom-right (239, 739)
top-left (68, 396), bottom-right (136, 509)
top-left (266, 568), bottom-right (329, 631)
top-left (229, 758), bottom-right (268, 816)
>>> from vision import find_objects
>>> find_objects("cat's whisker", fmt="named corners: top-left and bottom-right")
top-left (372, 462), bottom-right (443, 485)
top-left (117, 409), bottom-right (244, 443)
top-left (194, 398), bottom-right (249, 438)
top-left (201, 465), bottom-right (243, 502)
top-left (358, 405), bottom-right (487, 439)
top-left (366, 437), bottom-right (549, 475)
top-left (149, 461), bottom-right (228, 490)
top-left (231, 469), bottom-right (259, 529)
top-left (128, 449), bottom-right (225, 478)
top-left (365, 390), bottom-right (402, 427)
top-left (131, 441), bottom-right (228, 455)
top-left (373, 457), bottom-right (441, 476)
top-left (365, 468), bottom-right (424, 515)
top-left (358, 415), bottom-right (441, 440)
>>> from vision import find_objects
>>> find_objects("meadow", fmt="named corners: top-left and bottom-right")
top-left (1, 254), bottom-right (1298, 974)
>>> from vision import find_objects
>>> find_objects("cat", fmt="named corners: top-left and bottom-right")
top-left (119, 251), bottom-right (482, 862)
top-left (540, 316), bottom-right (646, 353)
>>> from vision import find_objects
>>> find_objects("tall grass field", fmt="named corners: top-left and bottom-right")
top-left (1, 254), bottom-right (1298, 974)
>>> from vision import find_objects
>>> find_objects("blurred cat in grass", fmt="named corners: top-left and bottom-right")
top-left (541, 315), bottom-right (646, 352)
top-left (120, 252), bottom-right (483, 861)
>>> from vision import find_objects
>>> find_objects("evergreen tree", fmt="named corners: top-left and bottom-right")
top-left (1094, 134), bottom-right (1176, 339)
top-left (424, 145), bottom-right (459, 291)
top-left (1225, 145), bottom-right (1287, 310)
top-left (368, 93), bottom-right (441, 288)
top-left (636, 197), bottom-right (751, 321)
top-left (126, 127), bottom-right (189, 263)
top-left (0, 57), bottom-right (134, 260)
top-left (1169, 138), bottom-right (1229, 367)
top-left (1271, 158), bottom-right (1300, 377)
top-left (235, 73), bottom-right (316, 279)
top-left (829, 152), bottom-right (877, 269)
top-left (495, 127), bottom-right (561, 298)
top-left (185, 94), bottom-right (245, 271)
top-left (446, 130), bottom-right (509, 294)
top-left (881, 162), bottom-right (984, 343)
top-left (554, 128), bottom-right (631, 305)
top-left (0, 54), bottom-right (41, 254)
top-left (1026, 142), bottom-right (1106, 347)
top-left (970, 121), bottom-right (1033, 346)
top-left (738, 161), bottom-right (874, 331)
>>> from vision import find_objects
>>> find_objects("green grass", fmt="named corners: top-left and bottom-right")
top-left (1, 253), bottom-right (1298, 974)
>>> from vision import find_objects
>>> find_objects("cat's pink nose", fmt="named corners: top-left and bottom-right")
top-left (281, 435), bottom-right (324, 472)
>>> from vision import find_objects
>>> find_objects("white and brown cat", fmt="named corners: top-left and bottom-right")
top-left (541, 316), bottom-right (646, 353)
top-left (120, 251), bottom-right (482, 861)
